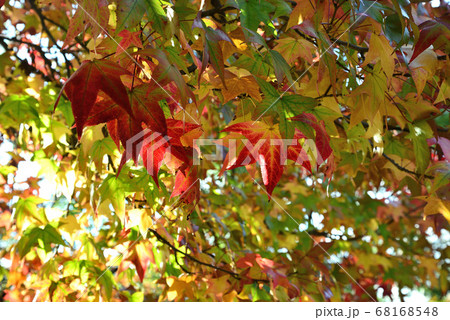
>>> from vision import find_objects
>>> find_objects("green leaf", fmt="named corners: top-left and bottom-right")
top-left (0, 95), bottom-right (41, 127)
top-left (427, 162), bottom-right (450, 194)
top-left (269, 49), bottom-right (294, 86)
top-left (232, 53), bottom-right (272, 77)
top-left (116, 0), bottom-right (166, 34)
top-left (98, 269), bottom-right (116, 301)
top-left (255, 93), bottom-right (317, 119)
top-left (384, 14), bottom-right (409, 47)
top-left (16, 225), bottom-right (65, 258)
top-left (233, 0), bottom-right (275, 34)
top-left (406, 122), bottom-right (432, 173)
top-left (98, 174), bottom-right (126, 221)
top-left (13, 196), bottom-right (47, 230)
top-left (89, 137), bottom-right (118, 170)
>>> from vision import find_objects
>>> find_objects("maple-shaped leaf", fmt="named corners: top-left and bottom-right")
top-left (138, 48), bottom-right (196, 107)
top-left (274, 37), bottom-right (316, 65)
top-left (410, 15), bottom-right (450, 63)
top-left (289, 113), bottom-right (333, 166)
top-left (362, 33), bottom-right (395, 79)
top-left (116, 0), bottom-right (166, 34)
top-left (116, 30), bottom-right (143, 56)
top-left (221, 121), bottom-right (284, 197)
top-left (171, 164), bottom-right (200, 207)
top-left (62, 0), bottom-right (109, 48)
top-left (140, 119), bottom-right (202, 187)
top-left (220, 75), bottom-right (262, 102)
top-left (82, 80), bottom-right (170, 174)
top-left (210, 72), bottom-right (262, 103)
top-left (236, 253), bottom-right (291, 289)
top-left (193, 14), bottom-right (232, 86)
top-left (54, 60), bottom-right (132, 139)
top-left (220, 121), bottom-right (313, 197)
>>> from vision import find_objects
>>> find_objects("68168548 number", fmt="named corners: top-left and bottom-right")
top-left (375, 306), bottom-right (438, 317)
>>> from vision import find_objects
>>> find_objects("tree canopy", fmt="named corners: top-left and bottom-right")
top-left (0, 0), bottom-right (449, 302)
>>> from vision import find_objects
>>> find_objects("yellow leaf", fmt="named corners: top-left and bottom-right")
top-left (219, 76), bottom-right (262, 103)
top-left (424, 196), bottom-right (450, 222)
top-left (274, 37), bottom-right (316, 64)
top-left (362, 34), bottom-right (395, 79)
top-left (59, 215), bottom-right (81, 234)
top-left (286, 0), bottom-right (315, 30)
top-left (435, 80), bottom-right (450, 103)
top-left (396, 94), bottom-right (440, 121)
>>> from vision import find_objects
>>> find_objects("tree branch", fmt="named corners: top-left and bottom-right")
top-left (148, 228), bottom-right (269, 283)
top-left (330, 38), bottom-right (369, 53)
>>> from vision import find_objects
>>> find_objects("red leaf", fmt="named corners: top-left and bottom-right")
top-left (171, 164), bottom-right (200, 205)
top-left (221, 121), bottom-right (284, 197)
top-left (236, 253), bottom-right (291, 288)
top-left (410, 15), bottom-right (450, 63)
top-left (129, 244), bottom-right (154, 283)
top-left (116, 30), bottom-right (143, 56)
top-left (287, 129), bottom-right (312, 173)
top-left (62, 0), bottom-right (109, 48)
top-left (55, 60), bottom-right (132, 139)
top-left (83, 82), bottom-right (168, 168)
top-left (289, 113), bottom-right (333, 166)
top-left (140, 119), bottom-right (201, 187)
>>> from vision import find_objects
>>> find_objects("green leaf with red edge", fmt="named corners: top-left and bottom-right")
top-left (54, 60), bottom-right (132, 139)
top-left (410, 15), bottom-right (450, 63)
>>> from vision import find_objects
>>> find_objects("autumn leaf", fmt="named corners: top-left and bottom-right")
top-left (55, 60), bottom-right (133, 139)
top-left (116, 30), bottom-right (143, 56)
top-left (140, 119), bottom-right (201, 187)
top-left (286, 0), bottom-right (316, 30)
top-left (193, 14), bottom-right (232, 86)
top-left (221, 121), bottom-right (285, 197)
top-left (116, 0), bottom-right (166, 34)
top-left (409, 15), bottom-right (450, 63)
top-left (274, 37), bottom-right (316, 65)
top-left (63, 0), bottom-right (109, 48)
top-left (214, 73), bottom-right (262, 103)
top-left (289, 113), bottom-right (333, 166)
top-left (3, 0), bottom-right (450, 303)
top-left (171, 164), bottom-right (200, 206)
top-left (362, 33), bottom-right (396, 79)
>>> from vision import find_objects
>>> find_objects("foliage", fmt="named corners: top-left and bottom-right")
top-left (0, 0), bottom-right (449, 302)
